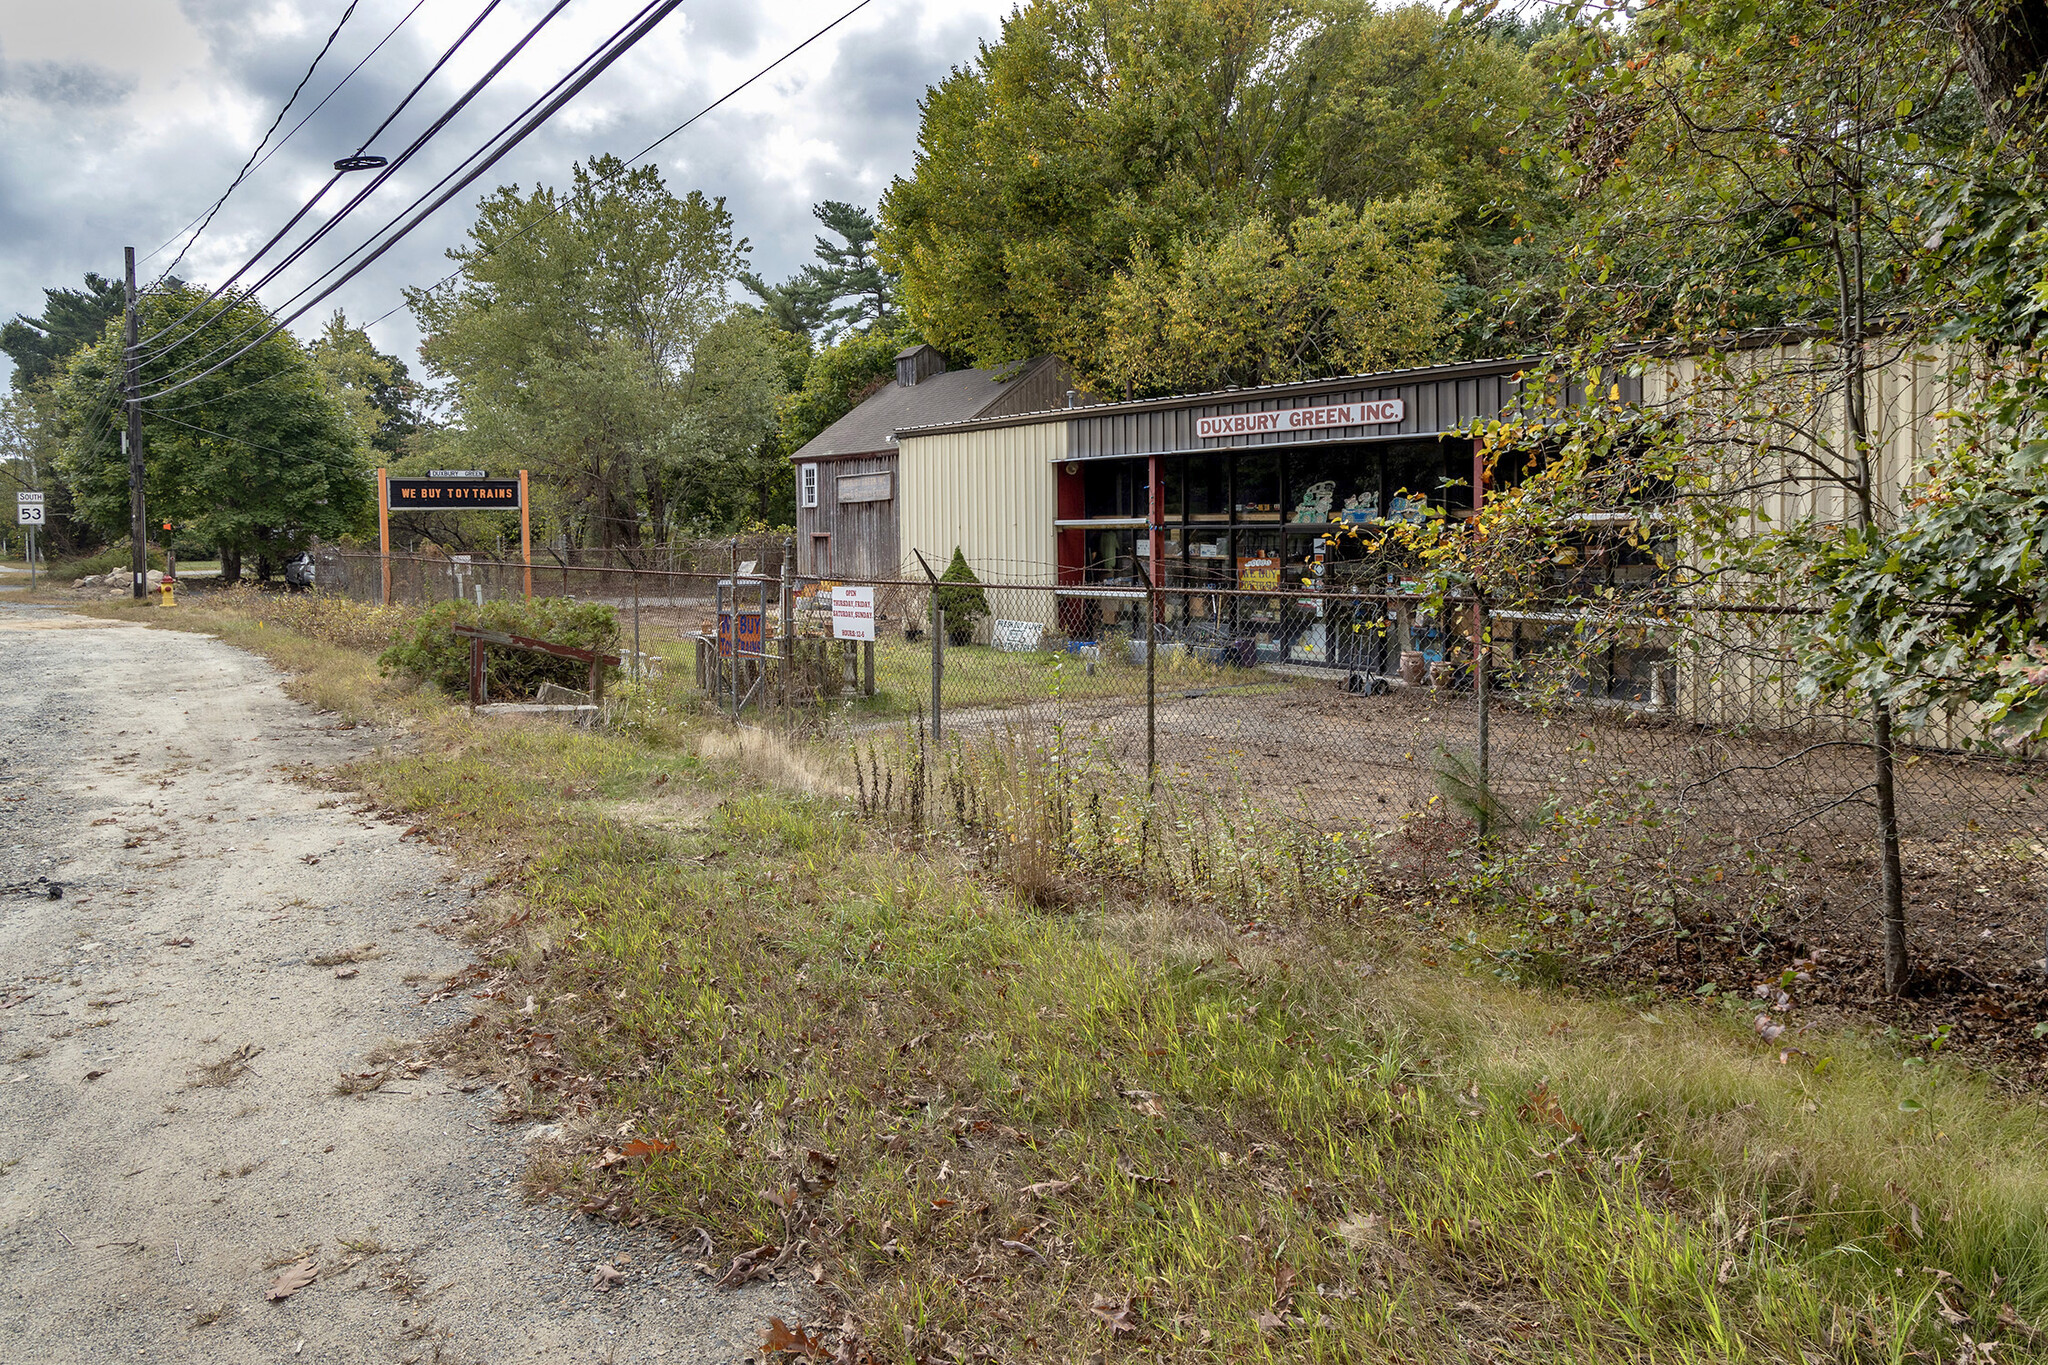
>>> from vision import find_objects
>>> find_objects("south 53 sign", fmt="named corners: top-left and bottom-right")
top-left (16, 492), bottom-right (43, 526)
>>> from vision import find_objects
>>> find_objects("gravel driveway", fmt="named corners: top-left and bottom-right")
top-left (0, 606), bottom-right (801, 1364)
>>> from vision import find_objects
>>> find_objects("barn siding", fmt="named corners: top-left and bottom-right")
top-left (796, 452), bottom-right (899, 580)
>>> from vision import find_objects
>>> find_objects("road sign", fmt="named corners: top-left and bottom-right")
top-left (831, 585), bottom-right (876, 641)
top-left (386, 477), bottom-right (520, 510)
top-left (17, 492), bottom-right (44, 526)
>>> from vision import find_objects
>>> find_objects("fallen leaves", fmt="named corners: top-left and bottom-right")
top-left (1518, 1083), bottom-right (1583, 1138)
top-left (1122, 1089), bottom-right (1168, 1120)
top-left (588, 1263), bottom-right (626, 1292)
top-left (1089, 1294), bottom-right (1139, 1334)
top-left (265, 1259), bottom-right (318, 1301)
top-left (996, 1238), bottom-right (1048, 1265)
top-left (713, 1243), bottom-right (781, 1289)
top-left (622, 1137), bottom-right (674, 1160)
top-left (761, 1317), bottom-right (825, 1359)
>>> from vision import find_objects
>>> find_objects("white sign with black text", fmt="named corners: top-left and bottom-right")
top-left (16, 491), bottom-right (44, 526)
top-left (831, 585), bottom-right (876, 641)
top-left (1195, 398), bottom-right (1405, 441)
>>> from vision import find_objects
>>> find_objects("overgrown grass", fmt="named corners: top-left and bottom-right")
top-left (128, 598), bottom-right (2048, 1361)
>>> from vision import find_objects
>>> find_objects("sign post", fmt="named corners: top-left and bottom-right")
top-left (17, 492), bottom-right (43, 591)
top-left (377, 468), bottom-right (391, 606)
top-left (519, 469), bottom-right (531, 601)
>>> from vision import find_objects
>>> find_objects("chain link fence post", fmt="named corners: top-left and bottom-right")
top-left (1475, 589), bottom-right (1491, 842)
top-left (780, 536), bottom-right (795, 711)
top-left (1135, 555), bottom-right (1157, 793)
top-left (912, 551), bottom-right (944, 743)
top-left (729, 537), bottom-right (741, 722)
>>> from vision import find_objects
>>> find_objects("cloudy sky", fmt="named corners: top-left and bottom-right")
top-left (0, 0), bottom-right (1016, 386)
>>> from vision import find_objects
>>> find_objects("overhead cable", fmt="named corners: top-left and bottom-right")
top-left (136, 0), bottom-right (559, 361)
top-left (156, 0), bottom-right (365, 281)
top-left (366, 0), bottom-right (880, 332)
top-left (140, 0), bottom-right (689, 402)
top-left (140, 0), bottom-right (430, 273)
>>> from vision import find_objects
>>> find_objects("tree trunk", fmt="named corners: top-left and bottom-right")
top-left (218, 546), bottom-right (241, 584)
top-left (1874, 699), bottom-right (1910, 994)
top-left (1954, 0), bottom-right (2048, 138)
top-left (1837, 191), bottom-right (1912, 995)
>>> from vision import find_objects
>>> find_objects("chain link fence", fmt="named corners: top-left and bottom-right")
top-left (315, 545), bottom-right (2045, 976)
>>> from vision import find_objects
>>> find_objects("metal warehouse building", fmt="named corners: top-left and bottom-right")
top-left (795, 352), bottom-right (1569, 592)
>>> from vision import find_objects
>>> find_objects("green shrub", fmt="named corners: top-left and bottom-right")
top-left (936, 547), bottom-right (990, 646)
top-left (379, 598), bottom-right (620, 700)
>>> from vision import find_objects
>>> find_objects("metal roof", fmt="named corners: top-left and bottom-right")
top-left (893, 353), bottom-right (1564, 459)
top-left (900, 354), bottom-right (1536, 429)
top-left (787, 358), bottom-right (1057, 461)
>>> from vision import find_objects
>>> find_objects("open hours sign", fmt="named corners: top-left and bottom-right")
top-left (386, 477), bottom-right (521, 510)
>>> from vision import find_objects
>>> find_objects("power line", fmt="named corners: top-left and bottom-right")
top-left (139, 0), bottom-right (431, 272)
top-left (366, 0), bottom-right (880, 332)
top-left (141, 0), bottom-right (688, 401)
top-left (157, 1), bottom-right (365, 281)
top-left (136, 0), bottom-right (564, 364)
top-left (137, 0), bottom-right (881, 465)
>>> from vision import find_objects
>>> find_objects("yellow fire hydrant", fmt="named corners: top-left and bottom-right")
top-left (158, 575), bottom-right (176, 607)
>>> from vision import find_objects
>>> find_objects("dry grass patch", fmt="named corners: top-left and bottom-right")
top-left (307, 944), bottom-right (381, 967)
top-left (187, 1043), bottom-right (263, 1089)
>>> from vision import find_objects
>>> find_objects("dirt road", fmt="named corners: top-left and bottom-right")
top-left (0, 606), bottom-right (800, 1364)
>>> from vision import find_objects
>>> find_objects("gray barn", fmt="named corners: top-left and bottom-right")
top-left (788, 345), bottom-right (1077, 579)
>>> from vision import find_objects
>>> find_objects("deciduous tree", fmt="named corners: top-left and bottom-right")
top-left (53, 285), bottom-right (372, 580)
top-left (879, 0), bottom-right (1539, 388)
top-left (410, 157), bottom-right (782, 548)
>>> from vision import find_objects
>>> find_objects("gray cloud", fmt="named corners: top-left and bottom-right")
top-left (6, 59), bottom-right (138, 108)
top-left (0, 0), bottom-right (1012, 386)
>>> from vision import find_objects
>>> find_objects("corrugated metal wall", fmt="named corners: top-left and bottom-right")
top-left (1636, 341), bottom-right (1983, 745)
top-left (1064, 363), bottom-right (1566, 458)
top-left (898, 421), bottom-right (1067, 617)
top-left (1638, 340), bottom-right (1965, 529)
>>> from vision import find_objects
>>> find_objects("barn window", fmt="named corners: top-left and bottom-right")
top-left (799, 463), bottom-right (820, 509)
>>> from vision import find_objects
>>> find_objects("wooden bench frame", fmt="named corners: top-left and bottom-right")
top-left (452, 623), bottom-right (622, 713)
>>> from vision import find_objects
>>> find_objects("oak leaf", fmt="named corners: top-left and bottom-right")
top-left (266, 1259), bottom-right (318, 1301)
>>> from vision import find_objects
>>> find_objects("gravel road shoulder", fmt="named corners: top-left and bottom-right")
top-left (0, 607), bottom-right (801, 1364)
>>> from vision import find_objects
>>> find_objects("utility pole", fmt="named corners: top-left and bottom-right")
top-left (123, 247), bottom-right (146, 599)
